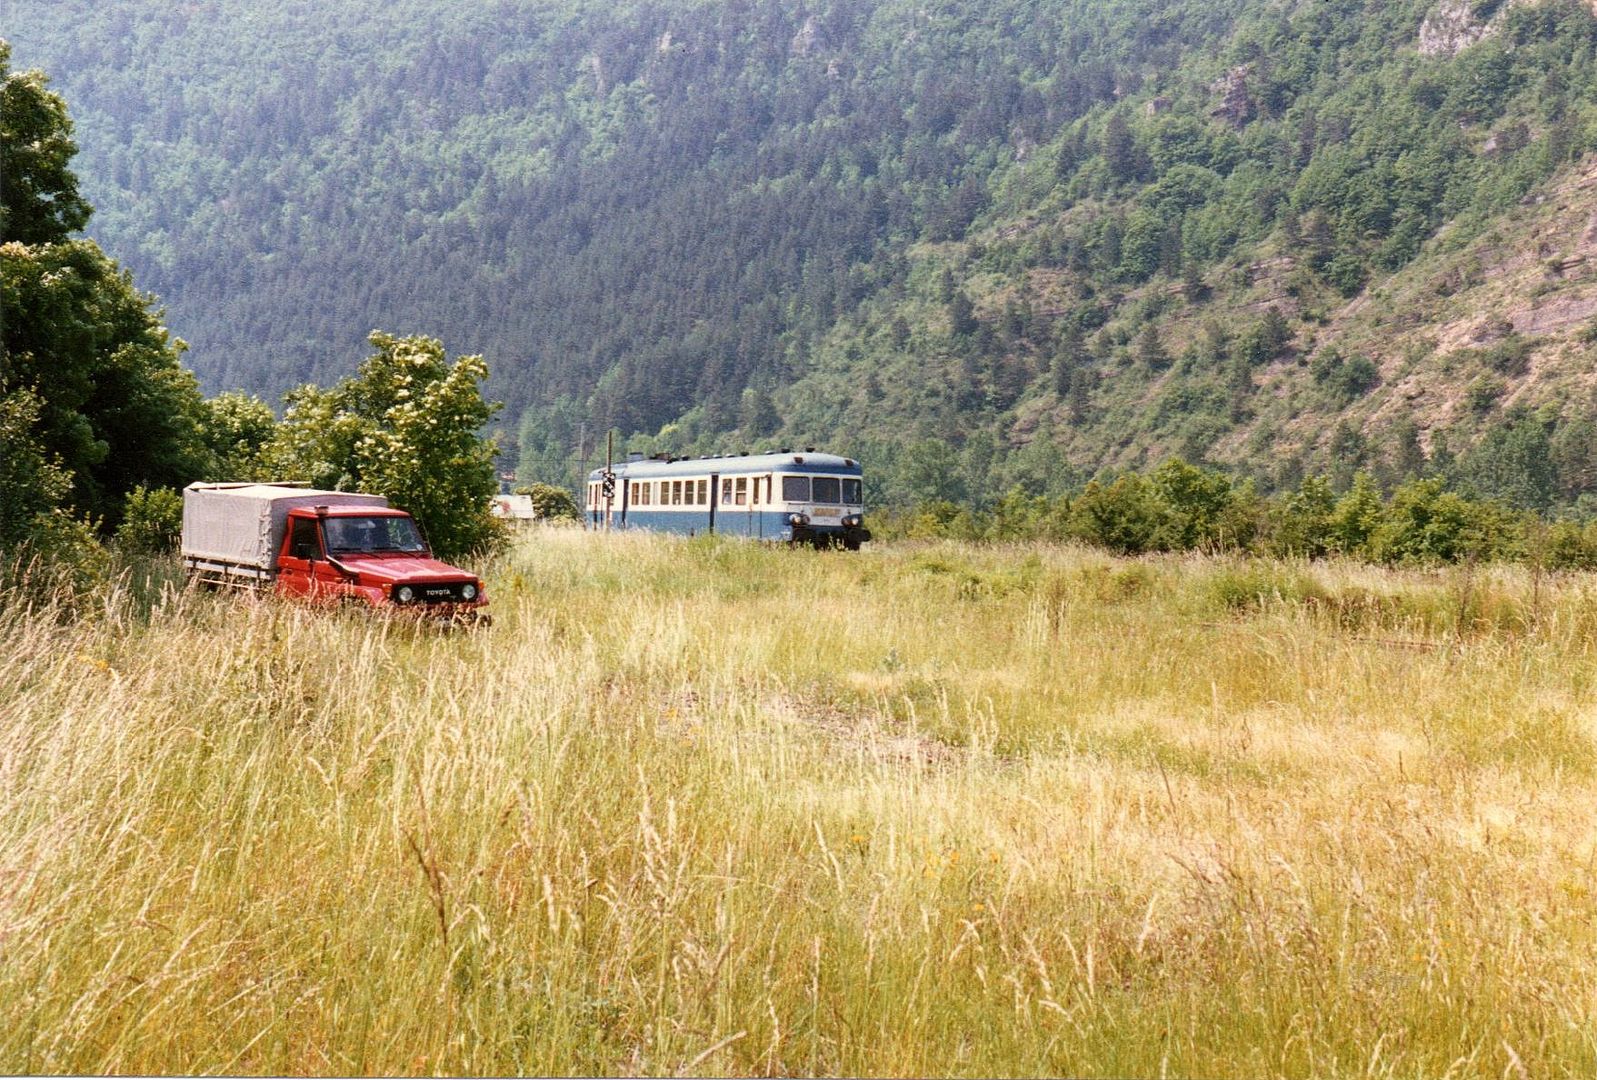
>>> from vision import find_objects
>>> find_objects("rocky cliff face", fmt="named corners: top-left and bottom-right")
top-left (1417, 0), bottom-right (1493, 57)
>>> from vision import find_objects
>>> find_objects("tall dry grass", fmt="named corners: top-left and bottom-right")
top-left (1, 529), bottom-right (1594, 1075)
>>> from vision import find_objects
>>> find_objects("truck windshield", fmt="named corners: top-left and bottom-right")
top-left (323, 516), bottom-right (427, 554)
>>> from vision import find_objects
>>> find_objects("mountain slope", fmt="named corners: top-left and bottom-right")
top-left (8, 0), bottom-right (1597, 508)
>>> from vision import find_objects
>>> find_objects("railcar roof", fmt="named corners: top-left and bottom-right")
top-left (589, 451), bottom-right (861, 480)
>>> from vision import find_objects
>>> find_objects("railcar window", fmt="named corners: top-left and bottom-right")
top-left (697, 479), bottom-right (708, 505)
top-left (812, 476), bottom-right (841, 503)
top-left (722, 478), bottom-right (733, 503)
top-left (842, 478), bottom-right (861, 504)
top-left (750, 477), bottom-right (759, 506)
top-left (734, 477), bottom-right (747, 505)
top-left (782, 476), bottom-right (810, 502)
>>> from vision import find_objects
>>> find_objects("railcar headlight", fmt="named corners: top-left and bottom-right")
top-left (461, 582), bottom-right (478, 601)
top-left (843, 514), bottom-right (862, 528)
top-left (396, 585), bottom-right (416, 604)
top-left (788, 513), bottom-right (809, 527)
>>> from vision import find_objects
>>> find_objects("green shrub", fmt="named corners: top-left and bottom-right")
top-left (115, 486), bottom-right (183, 554)
top-left (515, 482), bottom-right (581, 522)
top-left (1067, 475), bottom-right (1170, 555)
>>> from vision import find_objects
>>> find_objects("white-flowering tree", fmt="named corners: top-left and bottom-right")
top-left (265, 332), bottom-right (502, 558)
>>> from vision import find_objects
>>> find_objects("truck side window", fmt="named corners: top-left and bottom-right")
top-left (288, 518), bottom-right (321, 560)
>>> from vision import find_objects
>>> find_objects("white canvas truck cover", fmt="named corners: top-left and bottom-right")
top-left (182, 483), bottom-right (388, 570)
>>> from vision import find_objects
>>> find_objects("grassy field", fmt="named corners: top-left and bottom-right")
top-left (2, 529), bottom-right (1595, 1076)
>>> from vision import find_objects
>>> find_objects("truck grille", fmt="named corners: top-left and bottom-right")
top-left (417, 583), bottom-right (468, 603)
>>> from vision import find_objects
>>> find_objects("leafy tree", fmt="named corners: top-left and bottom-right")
top-left (1101, 109), bottom-right (1148, 183)
top-left (1456, 411), bottom-right (1556, 510)
top-left (985, 485), bottom-right (1060, 541)
top-left (1381, 417), bottom-right (1427, 487)
top-left (1266, 474), bottom-right (1337, 558)
top-left (1067, 474), bottom-right (1168, 554)
top-left (1134, 324), bottom-right (1171, 370)
top-left (947, 291), bottom-right (979, 337)
top-left (513, 482), bottom-right (581, 522)
top-left (200, 392), bottom-right (277, 481)
top-left (1149, 457), bottom-right (1236, 550)
top-left (0, 394), bottom-right (106, 589)
top-left (1237, 308), bottom-right (1292, 367)
top-left (1, 46), bottom-right (210, 529)
top-left (264, 332), bottom-right (501, 559)
top-left (1119, 209), bottom-right (1165, 282)
top-left (114, 485), bottom-right (183, 554)
top-left (738, 386), bottom-right (781, 438)
top-left (1328, 472), bottom-right (1383, 556)
top-left (1368, 477), bottom-right (1519, 564)
top-left (898, 437), bottom-right (967, 505)
top-left (0, 390), bottom-right (71, 549)
top-left (0, 42), bottom-right (91, 244)
top-left (1550, 415), bottom-right (1597, 498)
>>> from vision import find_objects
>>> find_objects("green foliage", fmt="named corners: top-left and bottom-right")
top-left (0, 380), bottom-right (106, 593)
top-left (1266, 475), bottom-right (1337, 558)
top-left (1310, 347), bottom-right (1379, 403)
top-left (114, 485), bottom-right (183, 554)
top-left (0, 40), bottom-right (209, 599)
top-left (1149, 457), bottom-right (1257, 552)
top-left (898, 438), bottom-right (968, 506)
top-left (199, 392), bottom-right (276, 482)
top-left (0, 42), bottom-right (91, 244)
top-left (1455, 409), bottom-right (1557, 510)
top-left (1367, 477), bottom-right (1521, 564)
top-left (14, 0), bottom-right (1597, 515)
top-left (2, 238), bottom-right (213, 524)
top-left (514, 482), bottom-right (581, 523)
top-left (893, 458), bottom-right (1570, 569)
top-left (264, 332), bottom-right (501, 559)
top-left (1066, 474), bottom-right (1167, 555)
top-left (0, 390), bottom-right (73, 550)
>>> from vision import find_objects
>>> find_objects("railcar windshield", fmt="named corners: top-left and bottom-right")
top-left (781, 474), bottom-right (864, 504)
top-left (323, 515), bottom-right (427, 554)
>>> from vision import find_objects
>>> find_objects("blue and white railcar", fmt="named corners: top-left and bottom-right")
top-left (585, 451), bottom-right (871, 548)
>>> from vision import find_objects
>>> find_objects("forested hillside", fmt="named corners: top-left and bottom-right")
top-left (10, 0), bottom-right (1597, 509)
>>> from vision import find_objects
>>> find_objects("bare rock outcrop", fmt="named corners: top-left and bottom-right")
top-left (1209, 66), bottom-right (1254, 128)
top-left (1418, 0), bottom-right (1492, 58)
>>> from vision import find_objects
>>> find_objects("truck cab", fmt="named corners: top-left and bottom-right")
top-left (275, 505), bottom-right (488, 617)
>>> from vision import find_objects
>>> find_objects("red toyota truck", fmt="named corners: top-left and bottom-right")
top-left (181, 482), bottom-right (489, 621)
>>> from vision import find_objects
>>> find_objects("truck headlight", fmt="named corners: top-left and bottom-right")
top-left (396, 585), bottom-right (415, 603)
top-left (461, 582), bottom-right (478, 601)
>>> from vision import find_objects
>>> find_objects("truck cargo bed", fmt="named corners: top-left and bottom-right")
top-left (181, 483), bottom-right (387, 571)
